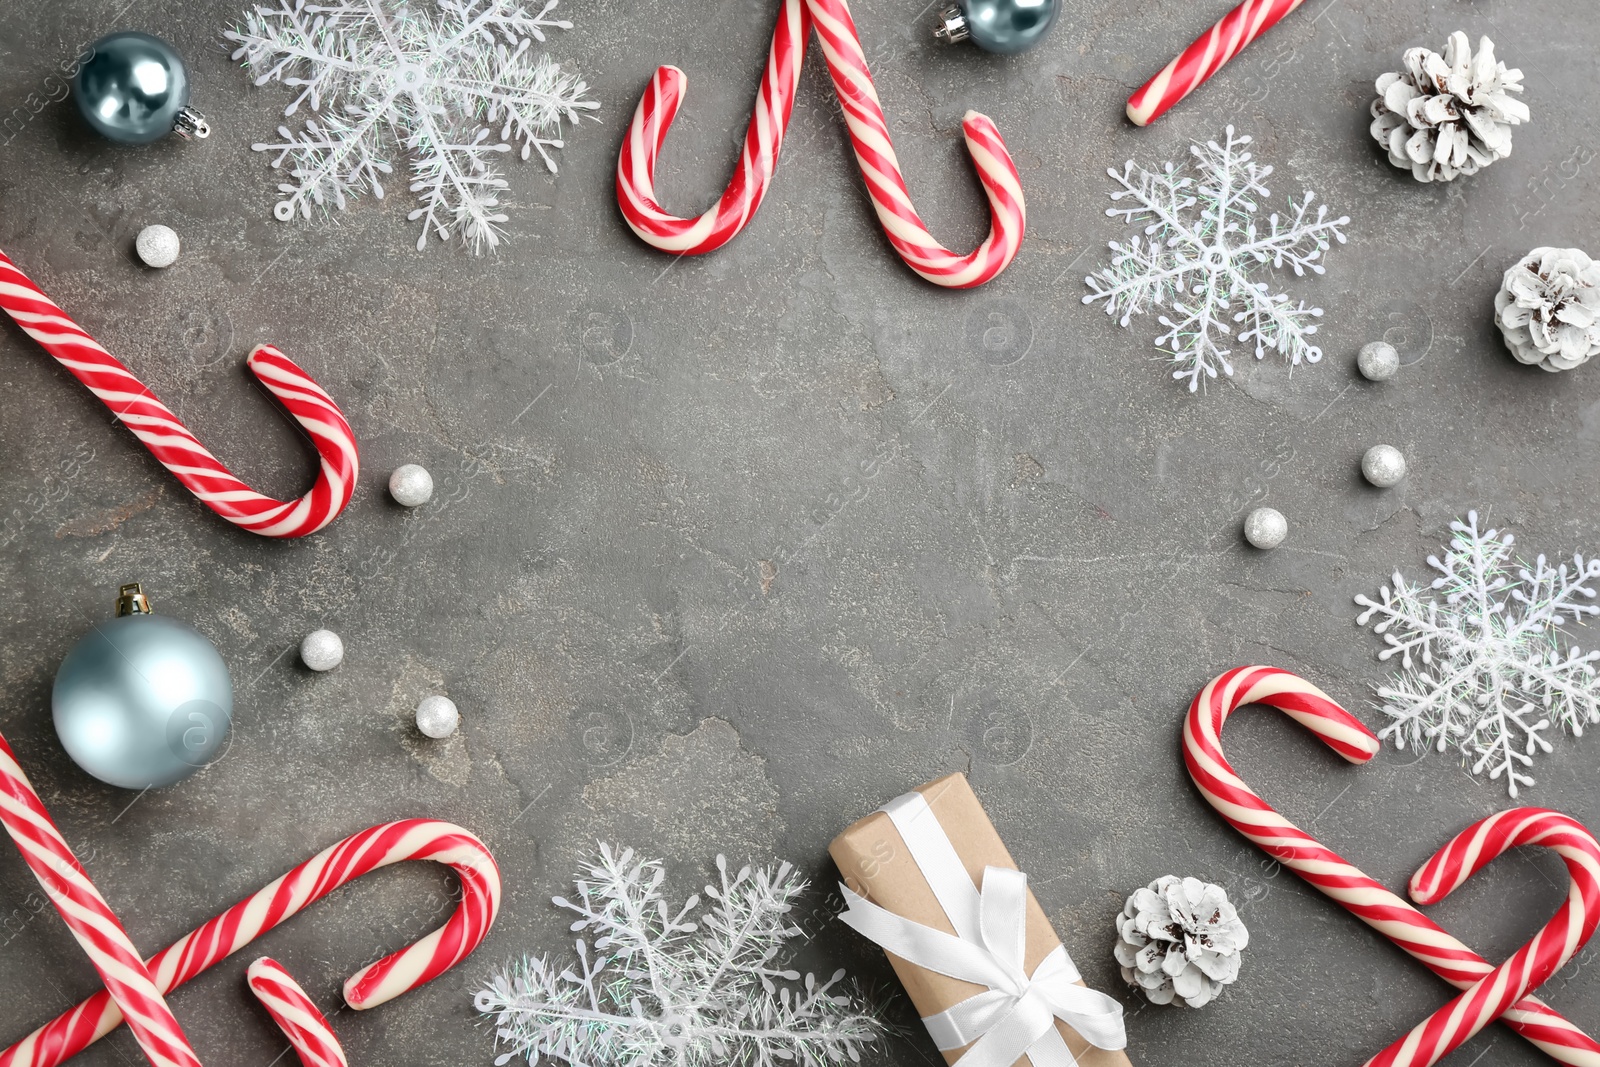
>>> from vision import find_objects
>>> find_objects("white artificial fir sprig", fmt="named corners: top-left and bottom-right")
top-left (1083, 127), bottom-right (1349, 392)
top-left (227, 0), bottom-right (600, 252)
top-left (476, 845), bottom-right (883, 1067)
top-left (1355, 511), bottom-right (1600, 796)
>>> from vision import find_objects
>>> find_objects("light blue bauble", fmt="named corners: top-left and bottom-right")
top-left (954, 0), bottom-right (1059, 53)
top-left (73, 31), bottom-right (192, 144)
top-left (53, 604), bottom-right (232, 789)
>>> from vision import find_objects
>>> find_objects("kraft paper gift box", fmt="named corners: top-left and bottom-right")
top-left (830, 772), bottom-right (1132, 1067)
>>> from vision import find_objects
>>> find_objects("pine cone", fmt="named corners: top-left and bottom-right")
top-left (1113, 876), bottom-right (1247, 1008)
top-left (1495, 247), bottom-right (1600, 372)
top-left (1370, 31), bottom-right (1528, 183)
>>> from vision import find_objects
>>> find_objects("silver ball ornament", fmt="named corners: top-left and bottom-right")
top-left (52, 584), bottom-right (232, 789)
top-left (135, 225), bottom-right (181, 268)
top-left (388, 464), bottom-right (434, 507)
top-left (933, 0), bottom-right (1059, 53)
top-left (1362, 445), bottom-right (1407, 488)
top-left (1357, 341), bottom-right (1400, 381)
top-left (299, 629), bottom-right (344, 671)
top-left (1243, 507), bottom-right (1288, 550)
top-left (73, 32), bottom-right (210, 144)
top-left (415, 695), bottom-right (459, 739)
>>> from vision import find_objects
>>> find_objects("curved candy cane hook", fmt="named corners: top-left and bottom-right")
top-left (617, 0), bottom-right (811, 254)
top-left (0, 248), bottom-right (358, 538)
top-left (1365, 809), bottom-right (1600, 1067)
top-left (1, 801), bottom-right (500, 1066)
top-left (616, 0), bottom-right (1026, 288)
top-left (1184, 666), bottom-right (1600, 1066)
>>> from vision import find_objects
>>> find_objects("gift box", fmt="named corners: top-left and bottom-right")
top-left (831, 773), bottom-right (1131, 1067)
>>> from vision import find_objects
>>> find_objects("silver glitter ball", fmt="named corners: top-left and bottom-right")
top-left (1362, 444), bottom-right (1407, 488)
top-left (1357, 341), bottom-right (1400, 381)
top-left (388, 464), bottom-right (434, 507)
top-left (415, 694), bottom-right (460, 738)
top-left (135, 224), bottom-right (181, 269)
top-left (299, 629), bottom-right (344, 671)
top-left (1243, 507), bottom-right (1288, 550)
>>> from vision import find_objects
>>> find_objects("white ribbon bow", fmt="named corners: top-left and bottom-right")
top-left (838, 792), bottom-right (1125, 1067)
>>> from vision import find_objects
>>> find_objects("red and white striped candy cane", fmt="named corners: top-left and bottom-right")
top-left (1126, 0), bottom-right (1309, 127)
top-left (0, 734), bottom-right (201, 1067)
top-left (616, 0), bottom-right (810, 254)
top-left (810, 0), bottom-right (1024, 287)
top-left (616, 0), bottom-right (1026, 288)
top-left (0, 249), bottom-right (358, 538)
top-left (2, 818), bottom-right (501, 1067)
top-left (1364, 809), bottom-right (1600, 1067)
top-left (246, 958), bottom-right (349, 1067)
top-left (1184, 666), bottom-right (1600, 1066)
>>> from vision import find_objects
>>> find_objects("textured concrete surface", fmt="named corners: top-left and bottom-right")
top-left (0, 0), bottom-right (1597, 1064)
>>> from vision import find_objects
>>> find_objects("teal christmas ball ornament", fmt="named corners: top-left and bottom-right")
top-left (934, 0), bottom-right (1059, 53)
top-left (53, 584), bottom-right (232, 789)
top-left (73, 31), bottom-right (211, 144)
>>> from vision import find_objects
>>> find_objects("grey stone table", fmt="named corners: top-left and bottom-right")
top-left (0, 0), bottom-right (1596, 1064)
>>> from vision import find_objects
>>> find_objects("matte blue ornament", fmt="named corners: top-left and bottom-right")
top-left (53, 584), bottom-right (232, 790)
top-left (934, 0), bottom-right (1058, 54)
top-left (73, 31), bottom-right (210, 144)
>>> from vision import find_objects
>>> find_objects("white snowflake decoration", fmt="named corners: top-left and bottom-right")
top-left (1083, 127), bottom-right (1350, 392)
top-left (226, 0), bottom-right (600, 251)
top-left (1355, 511), bottom-right (1600, 796)
top-left (475, 845), bottom-right (882, 1067)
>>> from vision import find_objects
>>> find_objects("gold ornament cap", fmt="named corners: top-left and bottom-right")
top-left (115, 583), bottom-right (152, 617)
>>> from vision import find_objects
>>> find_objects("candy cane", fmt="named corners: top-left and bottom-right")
top-left (1184, 665), bottom-right (1600, 1066)
top-left (616, 0), bottom-right (1026, 288)
top-left (3, 818), bottom-right (500, 1067)
top-left (0, 734), bottom-right (201, 1067)
top-left (1126, 0), bottom-right (1309, 127)
top-left (616, 0), bottom-right (810, 254)
top-left (246, 959), bottom-right (349, 1067)
top-left (0, 249), bottom-right (358, 538)
top-left (1365, 809), bottom-right (1600, 1067)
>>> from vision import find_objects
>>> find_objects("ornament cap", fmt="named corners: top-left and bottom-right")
top-left (933, 6), bottom-right (970, 44)
top-left (115, 583), bottom-right (152, 617)
top-left (173, 106), bottom-right (211, 140)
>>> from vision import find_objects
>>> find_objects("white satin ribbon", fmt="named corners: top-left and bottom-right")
top-left (838, 791), bottom-right (1126, 1067)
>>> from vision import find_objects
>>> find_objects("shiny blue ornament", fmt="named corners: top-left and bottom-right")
top-left (73, 31), bottom-right (210, 145)
top-left (53, 585), bottom-right (232, 790)
top-left (934, 0), bottom-right (1058, 54)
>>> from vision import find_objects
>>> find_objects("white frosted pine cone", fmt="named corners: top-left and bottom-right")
top-left (1113, 876), bottom-right (1248, 1008)
top-left (1495, 247), bottom-right (1600, 372)
top-left (1369, 31), bottom-right (1527, 183)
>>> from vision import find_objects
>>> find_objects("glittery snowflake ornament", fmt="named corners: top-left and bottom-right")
top-left (475, 845), bottom-right (883, 1067)
top-left (226, 0), bottom-right (599, 251)
top-left (1084, 127), bottom-right (1350, 392)
top-left (1355, 511), bottom-right (1600, 796)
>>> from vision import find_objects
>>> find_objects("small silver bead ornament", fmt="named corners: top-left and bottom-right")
top-left (1357, 341), bottom-right (1400, 381)
top-left (1362, 445), bottom-right (1407, 488)
top-left (388, 464), bottom-right (434, 507)
top-left (299, 629), bottom-right (344, 671)
top-left (416, 694), bottom-right (460, 738)
top-left (1243, 507), bottom-right (1288, 550)
top-left (135, 225), bottom-right (181, 268)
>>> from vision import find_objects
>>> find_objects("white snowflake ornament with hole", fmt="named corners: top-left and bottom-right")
top-left (1083, 127), bottom-right (1350, 392)
top-left (226, 0), bottom-right (599, 252)
top-left (475, 845), bottom-right (883, 1067)
top-left (1355, 511), bottom-right (1600, 797)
